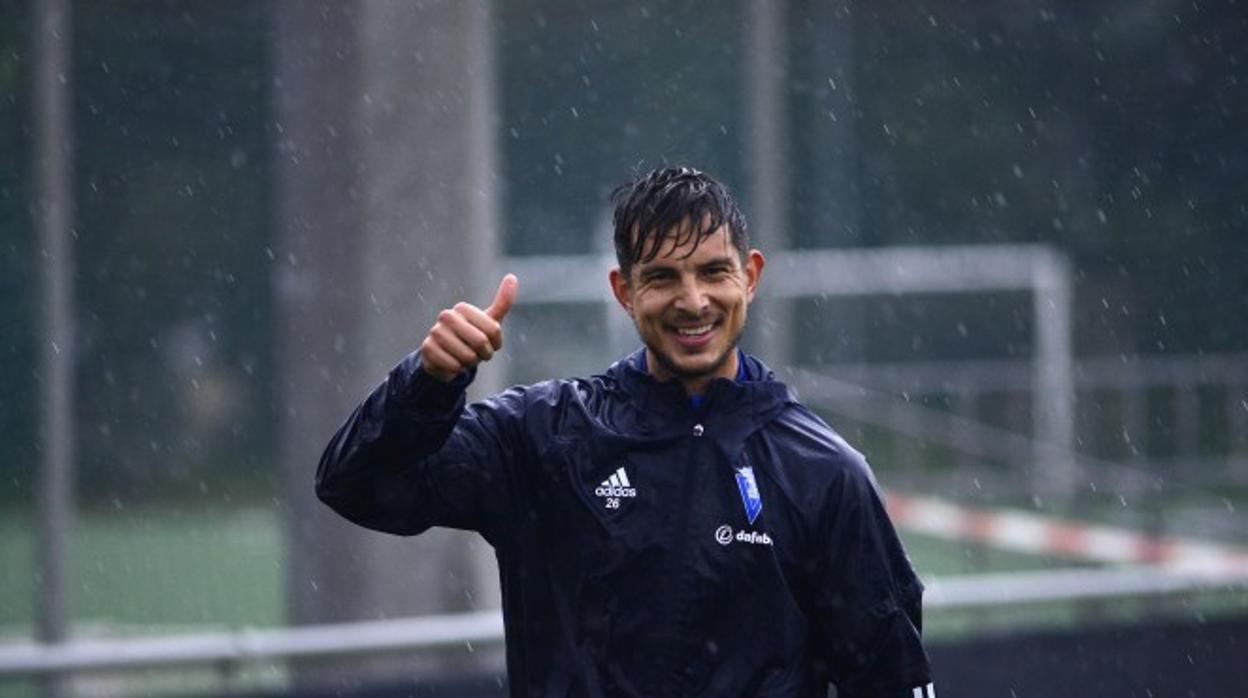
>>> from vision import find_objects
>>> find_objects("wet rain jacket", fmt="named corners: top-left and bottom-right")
top-left (317, 348), bottom-right (933, 697)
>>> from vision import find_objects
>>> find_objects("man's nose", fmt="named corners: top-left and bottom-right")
top-left (674, 274), bottom-right (709, 312)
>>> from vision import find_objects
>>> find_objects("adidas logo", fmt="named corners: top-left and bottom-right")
top-left (594, 467), bottom-right (637, 498)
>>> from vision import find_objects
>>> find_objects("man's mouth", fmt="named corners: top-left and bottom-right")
top-left (676, 323), bottom-right (715, 337)
top-left (669, 319), bottom-right (720, 348)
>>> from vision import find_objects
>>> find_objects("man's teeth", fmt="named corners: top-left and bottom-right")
top-left (677, 324), bottom-right (714, 336)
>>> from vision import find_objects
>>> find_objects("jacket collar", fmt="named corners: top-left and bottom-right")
top-left (604, 348), bottom-right (795, 449)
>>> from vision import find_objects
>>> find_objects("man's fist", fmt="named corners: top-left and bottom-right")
top-left (420, 274), bottom-right (518, 382)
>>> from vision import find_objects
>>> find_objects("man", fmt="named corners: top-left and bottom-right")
top-left (317, 167), bottom-right (934, 697)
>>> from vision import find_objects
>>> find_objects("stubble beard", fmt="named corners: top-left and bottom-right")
top-left (643, 321), bottom-right (746, 384)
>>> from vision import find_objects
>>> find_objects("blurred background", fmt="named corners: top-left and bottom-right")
top-left (2, 0), bottom-right (1246, 696)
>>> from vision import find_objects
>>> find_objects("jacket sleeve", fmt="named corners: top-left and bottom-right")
top-left (315, 350), bottom-right (525, 544)
top-left (811, 453), bottom-right (933, 698)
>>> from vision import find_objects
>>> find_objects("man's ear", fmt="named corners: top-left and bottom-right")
top-left (609, 267), bottom-right (634, 316)
top-left (744, 250), bottom-right (765, 303)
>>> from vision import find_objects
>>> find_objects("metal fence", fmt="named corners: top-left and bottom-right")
top-left (808, 352), bottom-right (1248, 472)
top-left (2, 566), bottom-right (1246, 680)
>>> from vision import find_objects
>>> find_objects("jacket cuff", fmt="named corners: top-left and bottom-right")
top-left (388, 350), bottom-right (475, 415)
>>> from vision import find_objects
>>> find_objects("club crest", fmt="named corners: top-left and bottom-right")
top-left (734, 466), bottom-right (763, 525)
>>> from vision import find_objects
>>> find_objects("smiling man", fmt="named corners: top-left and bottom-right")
top-left (608, 211), bottom-right (761, 396)
top-left (317, 167), bottom-right (934, 697)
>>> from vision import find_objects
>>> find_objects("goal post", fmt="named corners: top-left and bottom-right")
top-left (504, 244), bottom-right (1077, 492)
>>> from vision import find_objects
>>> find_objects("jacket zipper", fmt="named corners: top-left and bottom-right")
top-left (654, 417), bottom-right (708, 695)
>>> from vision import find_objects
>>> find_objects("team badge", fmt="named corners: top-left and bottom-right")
top-left (734, 466), bottom-right (763, 525)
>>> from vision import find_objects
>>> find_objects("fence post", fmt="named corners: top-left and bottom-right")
top-left (33, 1), bottom-right (76, 696)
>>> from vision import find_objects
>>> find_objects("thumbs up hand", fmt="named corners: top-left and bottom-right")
top-left (420, 274), bottom-right (518, 382)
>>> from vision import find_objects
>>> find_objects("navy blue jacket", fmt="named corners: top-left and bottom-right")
top-left (317, 349), bottom-right (933, 697)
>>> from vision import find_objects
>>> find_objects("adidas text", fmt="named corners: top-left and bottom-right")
top-left (595, 466), bottom-right (637, 506)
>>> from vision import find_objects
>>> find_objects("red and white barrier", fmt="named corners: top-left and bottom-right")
top-left (884, 492), bottom-right (1248, 578)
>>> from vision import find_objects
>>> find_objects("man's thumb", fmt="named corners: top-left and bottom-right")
top-left (486, 273), bottom-right (518, 321)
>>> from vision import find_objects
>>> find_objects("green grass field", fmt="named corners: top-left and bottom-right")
top-left (0, 506), bottom-right (284, 634)
top-left (2, 503), bottom-right (1245, 695)
top-left (2, 503), bottom-right (1245, 687)
top-left (0, 502), bottom-right (1069, 635)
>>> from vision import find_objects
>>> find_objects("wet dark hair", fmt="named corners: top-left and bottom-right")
top-left (610, 166), bottom-right (749, 277)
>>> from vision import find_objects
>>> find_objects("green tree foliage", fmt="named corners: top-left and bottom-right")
top-left (0, 1), bottom-right (34, 504)
top-left (1, 0), bottom-right (1244, 502)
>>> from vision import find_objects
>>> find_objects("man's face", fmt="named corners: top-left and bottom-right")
top-left (609, 225), bottom-right (764, 393)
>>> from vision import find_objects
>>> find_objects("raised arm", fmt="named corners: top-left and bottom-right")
top-left (315, 275), bottom-right (523, 544)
